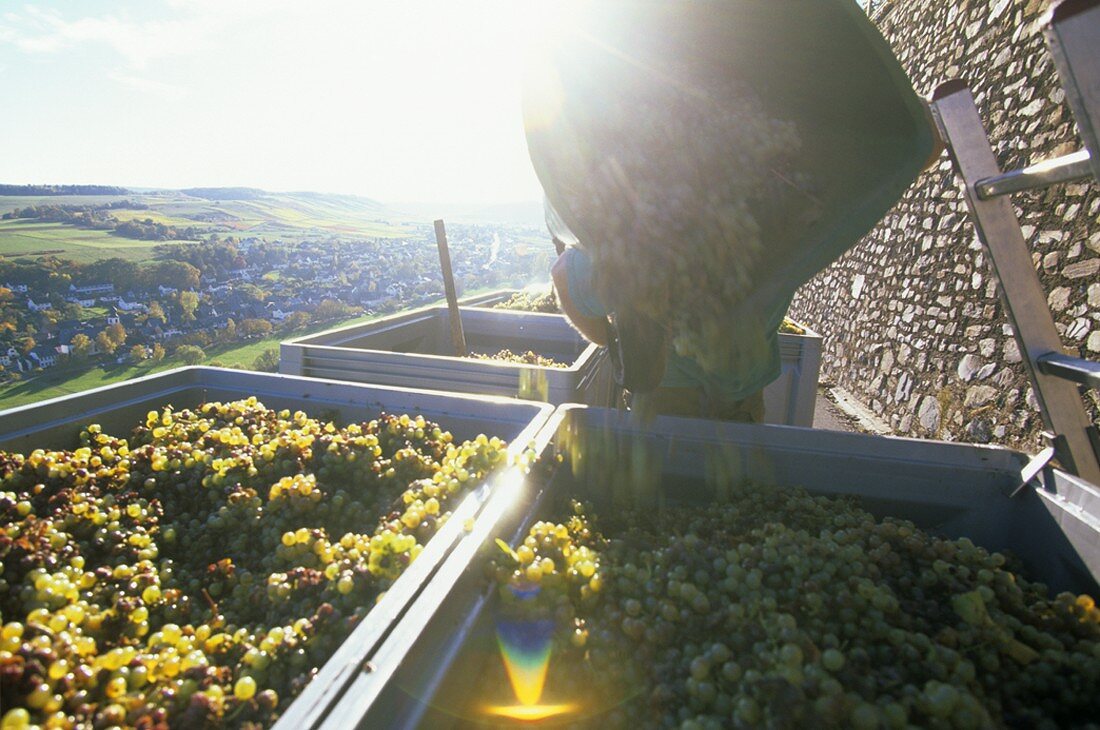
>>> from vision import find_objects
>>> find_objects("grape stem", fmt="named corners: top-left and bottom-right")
top-left (201, 588), bottom-right (219, 614)
top-left (225, 698), bottom-right (252, 723)
top-left (24, 624), bottom-right (56, 640)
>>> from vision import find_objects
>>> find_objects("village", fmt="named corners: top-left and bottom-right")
top-left (0, 221), bottom-right (545, 376)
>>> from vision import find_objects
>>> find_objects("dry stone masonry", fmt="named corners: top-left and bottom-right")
top-left (790, 0), bottom-right (1099, 453)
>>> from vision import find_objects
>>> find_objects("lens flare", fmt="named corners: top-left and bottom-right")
top-left (495, 617), bottom-right (554, 707)
top-left (483, 703), bottom-right (577, 721)
top-left (486, 614), bottom-right (577, 722)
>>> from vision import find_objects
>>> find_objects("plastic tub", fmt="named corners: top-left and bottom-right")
top-left (324, 406), bottom-right (1099, 729)
top-left (0, 366), bottom-right (556, 728)
top-left (281, 307), bottom-right (613, 406)
top-left (475, 291), bottom-right (820, 427)
top-left (768, 323), bottom-right (823, 427)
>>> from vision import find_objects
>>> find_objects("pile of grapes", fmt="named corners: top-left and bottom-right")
top-left (778, 318), bottom-right (806, 336)
top-left (539, 63), bottom-right (822, 374)
top-left (494, 290), bottom-right (560, 314)
top-left (0, 399), bottom-right (509, 729)
top-left (469, 350), bottom-right (568, 369)
top-left (485, 484), bottom-right (1100, 728)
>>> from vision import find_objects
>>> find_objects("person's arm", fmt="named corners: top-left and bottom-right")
top-left (551, 251), bottom-right (610, 346)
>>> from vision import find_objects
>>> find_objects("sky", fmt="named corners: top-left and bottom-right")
top-left (0, 1), bottom-right (548, 204)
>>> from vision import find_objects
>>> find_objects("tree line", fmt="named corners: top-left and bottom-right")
top-left (0, 184), bottom-right (130, 196)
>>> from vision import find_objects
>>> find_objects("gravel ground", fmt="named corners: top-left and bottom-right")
top-left (812, 388), bottom-right (863, 433)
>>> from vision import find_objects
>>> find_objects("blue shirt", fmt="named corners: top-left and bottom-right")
top-left (563, 246), bottom-right (787, 401)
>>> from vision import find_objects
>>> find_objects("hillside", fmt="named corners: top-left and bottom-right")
top-left (0, 188), bottom-right (415, 262)
top-left (391, 200), bottom-right (543, 227)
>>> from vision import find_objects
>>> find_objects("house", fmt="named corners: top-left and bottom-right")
top-left (158, 285), bottom-right (178, 296)
top-left (28, 345), bottom-right (58, 368)
top-left (70, 283), bottom-right (114, 296)
top-left (116, 298), bottom-right (145, 312)
top-left (27, 299), bottom-right (52, 312)
top-left (265, 303), bottom-right (292, 321)
top-left (4, 283), bottom-right (28, 294)
top-left (57, 322), bottom-right (92, 347)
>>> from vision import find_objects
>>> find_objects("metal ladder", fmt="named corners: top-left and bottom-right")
top-left (929, 0), bottom-right (1100, 485)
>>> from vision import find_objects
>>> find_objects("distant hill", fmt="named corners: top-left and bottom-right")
top-left (0, 184), bottom-right (130, 196)
top-left (390, 200), bottom-right (543, 227)
top-left (181, 187), bottom-right (267, 200)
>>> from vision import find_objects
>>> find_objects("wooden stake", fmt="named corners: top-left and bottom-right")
top-left (433, 219), bottom-right (467, 357)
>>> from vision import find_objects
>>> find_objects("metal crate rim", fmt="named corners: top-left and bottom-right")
top-left (290, 339), bottom-right (599, 374)
top-left (0, 367), bottom-right (558, 445)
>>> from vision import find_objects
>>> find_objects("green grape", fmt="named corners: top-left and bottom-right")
top-left (494, 289), bottom-right (560, 313)
top-left (0, 398), bottom-right (509, 728)
top-left (468, 349), bottom-right (569, 368)
top-left (480, 483), bottom-right (1100, 728)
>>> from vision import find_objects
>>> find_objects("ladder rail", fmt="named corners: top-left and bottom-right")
top-left (929, 81), bottom-right (1100, 485)
top-left (1044, 0), bottom-right (1100, 181)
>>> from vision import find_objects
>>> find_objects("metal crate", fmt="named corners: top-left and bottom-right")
top-left (281, 306), bottom-right (614, 406)
top-left (317, 406), bottom-right (1099, 729)
top-left (768, 323), bottom-right (823, 427)
top-left (474, 290), bottom-right (821, 427)
top-left (0, 366), bottom-right (556, 728)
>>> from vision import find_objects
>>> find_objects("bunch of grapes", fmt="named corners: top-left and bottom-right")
top-left (539, 60), bottom-right (821, 373)
top-left (494, 290), bottom-right (560, 314)
top-left (483, 484), bottom-right (1100, 728)
top-left (0, 398), bottom-right (509, 729)
top-left (468, 350), bottom-right (569, 369)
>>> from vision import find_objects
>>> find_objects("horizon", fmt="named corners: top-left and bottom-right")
top-left (0, 1), bottom-right (547, 206)
top-left (0, 182), bottom-right (541, 210)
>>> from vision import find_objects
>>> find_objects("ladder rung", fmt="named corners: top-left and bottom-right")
top-left (1037, 352), bottom-right (1100, 388)
top-left (975, 150), bottom-right (1092, 199)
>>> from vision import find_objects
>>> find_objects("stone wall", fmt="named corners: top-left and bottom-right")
top-left (789, 0), bottom-right (1099, 452)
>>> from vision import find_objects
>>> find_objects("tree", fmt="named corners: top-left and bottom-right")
top-left (146, 301), bottom-right (166, 324)
top-left (130, 344), bottom-right (148, 362)
top-left (178, 290), bottom-right (199, 323)
top-left (70, 333), bottom-right (93, 361)
top-left (176, 345), bottom-right (205, 365)
top-left (151, 260), bottom-right (200, 291)
top-left (283, 311), bottom-right (310, 331)
top-left (252, 348), bottom-right (280, 372)
top-left (106, 322), bottom-right (126, 348)
top-left (239, 318), bottom-right (273, 338)
top-left (237, 284), bottom-right (267, 303)
top-left (179, 330), bottom-right (212, 348)
top-left (60, 302), bottom-right (84, 321)
top-left (95, 331), bottom-right (118, 355)
top-left (21, 337), bottom-right (36, 355)
top-left (313, 299), bottom-right (358, 321)
top-left (151, 343), bottom-right (166, 362)
top-left (222, 318), bottom-right (237, 342)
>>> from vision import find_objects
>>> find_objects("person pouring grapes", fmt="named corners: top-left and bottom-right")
top-left (549, 200), bottom-right (789, 422)
top-left (526, 1), bottom-right (941, 421)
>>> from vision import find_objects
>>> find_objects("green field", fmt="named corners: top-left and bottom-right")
top-left (0, 219), bottom-right (180, 263)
